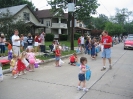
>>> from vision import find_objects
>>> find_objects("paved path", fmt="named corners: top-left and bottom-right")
top-left (0, 43), bottom-right (133, 99)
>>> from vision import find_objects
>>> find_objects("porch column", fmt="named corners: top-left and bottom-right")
top-left (58, 18), bottom-right (61, 23)
top-left (58, 28), bottom-right (61, 34)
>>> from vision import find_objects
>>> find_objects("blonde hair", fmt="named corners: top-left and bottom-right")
top-left (20, 51), bottom-right (26, 60)
top-left (12, 54), bottom-right (17, 59)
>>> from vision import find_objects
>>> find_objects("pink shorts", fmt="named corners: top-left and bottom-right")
top-left (29, 59), bottom-right (35, 64)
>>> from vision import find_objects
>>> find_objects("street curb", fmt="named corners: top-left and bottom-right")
top-left (3, 53), bottom-right (82, 74)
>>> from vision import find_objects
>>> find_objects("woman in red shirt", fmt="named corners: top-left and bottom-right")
top-left (55, 45), bottom-right (61, 67)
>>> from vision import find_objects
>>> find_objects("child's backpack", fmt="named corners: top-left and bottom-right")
top-left (86, 65), bottom-right (91, 81)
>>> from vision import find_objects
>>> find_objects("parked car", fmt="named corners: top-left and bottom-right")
top-left (124, 37), bottom-right (133, 50)
top-left (128, 34), bottom-right (133, 37)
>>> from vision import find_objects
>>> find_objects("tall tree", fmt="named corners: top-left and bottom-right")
top-left (48, 0), bottom-right (99, 40)
top-left (0, 0), bottom-right (35, 10)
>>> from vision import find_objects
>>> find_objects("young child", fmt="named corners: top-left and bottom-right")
top-left (77, 57), bottom-right (88, 92)
top-left (17, 54), bottom-right (26, 75)
top-left (91, 40), bottom-right (96, 59)
top-left (69, 53), bottom-right (78, 66)
top-left (7, 41), bottom-right (12, 60)
top-left (21, 51), bottom-right (30, 71)
top-left (10, 54), bottom-right (18, 78)
top-left (55, 45), bottom-right (61, 67)
top-left (27, 48), bottom-right (36, 71)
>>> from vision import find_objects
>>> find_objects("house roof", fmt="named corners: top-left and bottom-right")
top-left (0, 4), bottom-right (40, 22)
top-left (0, 4), bottom-right (27, 16)
top-left (34, 9), bottom-right (68, 19)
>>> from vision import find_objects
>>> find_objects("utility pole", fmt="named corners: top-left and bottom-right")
top-left (70, 0), bottom-right (75, 50)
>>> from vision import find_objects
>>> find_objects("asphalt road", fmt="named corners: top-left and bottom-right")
top-left (0, 43), bottom-right (133, 99)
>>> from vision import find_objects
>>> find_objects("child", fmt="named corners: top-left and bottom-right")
top-left (27, 48), bottom-right (36, 71)
top-left (7, 41), bottom-right (12, 60)
top-left (77, 57), bottom-right (88, 92)
top-left (91, 40), bottom-right (96, 59)
top-left (10, 54), bottom-right (18, 78)
top-left (21, 51), bottom-right (30, 71)
top-left (17, 54), bottom-right (26, 75)
top-left (55, 45), bottom-right (61, 67)
top-left (69, 53), bottom-right (77, 66)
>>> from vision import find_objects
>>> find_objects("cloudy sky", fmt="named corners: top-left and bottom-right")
top-left (29, 0), bottom-right (133, 18)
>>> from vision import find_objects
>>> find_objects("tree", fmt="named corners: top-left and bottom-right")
top-left (0, 10), bottom-right (31, 39)
top-left (48, 0), bottom-right (99, 40)
top-left (0, 0), bottom-right (35, 10)
top-left (104, 22), bottom-right (124, 36)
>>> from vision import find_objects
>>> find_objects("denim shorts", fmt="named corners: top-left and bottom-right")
top-left (55, 56), bottom-right (60, 61)
top-left (78, 73), bottom-right (85, 81)
top-left (101, 48), bottom-right (111, 58)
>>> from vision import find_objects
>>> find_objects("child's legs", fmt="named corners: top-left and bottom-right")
top-left (82, 81), bottom-right (86, 88)
top-left (78, 81), bottom-right (81, 86)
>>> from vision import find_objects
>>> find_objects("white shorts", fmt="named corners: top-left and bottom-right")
top-left (27, 46), bottom-right (33, 50)
top-left (22, 58), bottom-right (29, 67)
top-left (12, 46), bottom-right (20, 56)
top-left (34, 42), bottom-right (38, 46)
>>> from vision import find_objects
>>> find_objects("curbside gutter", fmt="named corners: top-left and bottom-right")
top-left (3, 53), bottom-right (82, 74)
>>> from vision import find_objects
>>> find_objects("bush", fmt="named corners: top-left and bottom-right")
top-left (59, 34), bottom-right (68, 41)
top-left (45, 33), bottom-right (54, 41)
top-left (74, 33), bottom-right (81, 40)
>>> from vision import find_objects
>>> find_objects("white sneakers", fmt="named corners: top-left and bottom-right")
top-left (13, 75), bottom-right (18, 79)
top-left (77, 86), bottom-right (88, 92)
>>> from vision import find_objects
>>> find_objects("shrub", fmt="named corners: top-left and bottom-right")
top-left (45, 33), bottom-right (54, 41)
top-left (74, 33), bottom-right (81, 40)
top-left (59, 34), bottom-right (68, 41)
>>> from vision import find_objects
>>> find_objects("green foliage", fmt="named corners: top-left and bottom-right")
top-left (74, 33), bottom-right (81, 40)
top-left (0, 10), bottom-right (31, 39)
top-left (48, 0), bottom-right (99, 21)
top-left (0, 0), bottom-right (35, 10)
top-left (59, 34), bottom-right (68, 41)
top-left (104, 22), bottom-right (125, 36)
top-left (45, 33), bottom-right (54, 41)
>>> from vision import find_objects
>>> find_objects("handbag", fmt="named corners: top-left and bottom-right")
top-left (86, 65), bottom-right (91, 81)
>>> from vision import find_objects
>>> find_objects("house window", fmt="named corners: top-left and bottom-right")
top-left (46, 21), bottom-right (51, 27)
top-left (40, 19), bottom-right (44, 24)
top-left (79, 23), bottom-right (82, 27)
top-left (23, 12), bottom-right (30, 21)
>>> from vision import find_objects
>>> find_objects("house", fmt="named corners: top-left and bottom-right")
top-left (74, 20), bottom-right (91, 35)
top-left (0, 4), bottom-right (45, 34)
top-left (35, 9), bottom-right (68, 38)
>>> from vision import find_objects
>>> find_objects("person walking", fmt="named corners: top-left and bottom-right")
top-left (101, 30), bottom-right (112, 71)
top-left (12, 29), bottom-right (23, 56)
top-left (80, 35), bottom-right (85, 52)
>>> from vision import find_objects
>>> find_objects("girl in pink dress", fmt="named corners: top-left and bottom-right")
top-left (27, 48), bottom-right (36, 72)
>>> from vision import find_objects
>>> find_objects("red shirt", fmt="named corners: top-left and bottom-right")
top-left (78, 38), bottom-right (81, 44)
top-left (70, 55), bottom-right (76, 62)
top-left (55, 49), bottom-right (60, 56)
top-left (101, 35), bottom-right (112, 48)
top-left (35, 36), bottom-right (41, 43)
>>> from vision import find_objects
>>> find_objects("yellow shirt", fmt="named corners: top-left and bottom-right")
top-left (10, 59), bottom-right (16, 68)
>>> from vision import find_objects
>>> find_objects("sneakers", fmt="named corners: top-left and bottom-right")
top-left (83, 88), bottom-right (88, 92)
top-left (14, 75), bottom-right (18, 79)
top-left (101, 67), bottom-right (106, 71)
top-left (109, 65), bottom-right (112, 70)
top-left (77, 86), bottom-right (82, 91)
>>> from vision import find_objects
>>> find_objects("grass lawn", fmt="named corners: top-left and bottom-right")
top-left (45, 40), bottom-right (78, 47)
top-left (2, 50), bottom-right (76, 70)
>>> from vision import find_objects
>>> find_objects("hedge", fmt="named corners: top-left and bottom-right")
top-left (45, 33), bottom-right (54, 41)
top-left (74, 33), bottom-right (81, 40)
top-left (59, 34), bottom-right (68, 41)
